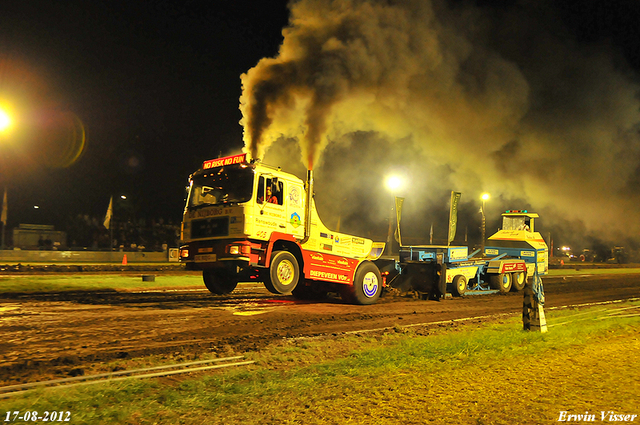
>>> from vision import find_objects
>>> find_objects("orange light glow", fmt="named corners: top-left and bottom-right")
top-left (0, 109), bottom-right (11, 132)
top-left (385, 175), bottom-right (403, 192)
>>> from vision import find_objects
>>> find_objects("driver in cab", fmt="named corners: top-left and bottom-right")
top-left (259, 186), bottom-right (278, 204)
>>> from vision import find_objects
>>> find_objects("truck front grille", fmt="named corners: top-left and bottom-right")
top-left (191, 217), bottom-right (229, 239)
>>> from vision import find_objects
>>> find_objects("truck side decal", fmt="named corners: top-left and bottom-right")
top-left (303, 251), bottom-right (358, 285)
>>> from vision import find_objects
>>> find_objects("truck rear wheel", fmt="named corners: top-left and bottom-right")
top-left (490, 273), bottom-right (512, 293)
top-left (265, 251), bottom-right (300, 294)
top-left (511, 271), bottom-right (527, 292)
top-left (342, 261), bottom-right (382, 305)
top-left (452, 275), bottom-right (467, 296)
top-left (203, 269), bottom-right (238, 295)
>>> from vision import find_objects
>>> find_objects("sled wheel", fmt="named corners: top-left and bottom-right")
top-left (203, 269), bottom-right (238, 295)
top-left (511, 271), bottom-right (527, 292)
top-left (490, 273), bottom-right (512, 293)
top-left (265, 251), bottom-right (300, 294)
top-left (452, 275), bottom-right (467, 297)
top-left (342, 261), bottom-right (382, 305)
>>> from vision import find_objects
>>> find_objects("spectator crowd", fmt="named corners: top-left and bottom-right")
top-left (65, 214), bottom-right (179, 251)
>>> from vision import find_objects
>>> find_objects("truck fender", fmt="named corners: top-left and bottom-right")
top-left (265, 232), bottom-right (302, 268)
top-left (366, 242), bottom-right (386, 260)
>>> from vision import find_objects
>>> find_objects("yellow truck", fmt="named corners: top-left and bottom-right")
top-left (179, 154), bottom-right (385, 304)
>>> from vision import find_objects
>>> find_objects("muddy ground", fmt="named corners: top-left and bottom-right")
top-left (1, 272), bottom-right (639, 387)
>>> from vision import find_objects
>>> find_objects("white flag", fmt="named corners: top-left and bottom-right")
top-left (1, 188), bottom-right (7, 225)
top-left (103, 196), bottom-right (113, 229)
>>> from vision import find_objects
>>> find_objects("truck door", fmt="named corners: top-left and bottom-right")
top-left (256, 175), bottom-right (287, 234)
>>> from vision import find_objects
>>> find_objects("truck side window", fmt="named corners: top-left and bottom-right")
top-left (257, 176), bottom-right (265, 203)
top-left (273, 180), bottom-right (284, 205)
top-left (257, 176), bottom-right (284, 205)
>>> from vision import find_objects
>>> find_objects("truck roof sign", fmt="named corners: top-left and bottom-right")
top-left (203, 153), bottom-right (247, 169)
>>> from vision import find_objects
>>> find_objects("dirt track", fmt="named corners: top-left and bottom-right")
top-left (1, 272), bottom-right (639, 387)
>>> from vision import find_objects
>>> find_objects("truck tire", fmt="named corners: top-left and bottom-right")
top-left (511, 271), bottom-right (527, 292)
top-left (490, 273), bottom-right (512, 293)
top-left (265, 251), bottom-right (300, 294)
top-left (203, 269), bottom-right (238, 295)
top-left (342, 261), bottom-right (382, 305)
top-left (452, 275), bottom-right (467, 297)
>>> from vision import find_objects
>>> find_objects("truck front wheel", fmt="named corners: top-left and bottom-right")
top-left (342, 261), bottom-right (382, 305)
top-left (203, 269), bottom-right (238, 295)
top-left (490, 273), bottom-right (512, 293)
top-left (265, 251), bottom-right (300, 294)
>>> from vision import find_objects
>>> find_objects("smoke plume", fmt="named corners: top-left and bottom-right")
top-left (240, 0), bottom-right (640, 243)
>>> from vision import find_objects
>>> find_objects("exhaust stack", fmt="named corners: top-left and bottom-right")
top-left (299, 169), bottom-right (314, 244)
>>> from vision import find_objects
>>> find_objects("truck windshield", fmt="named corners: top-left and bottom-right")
top-left (187, 165), bottom-right (254, 208)
top-left (502, 216), bottom-right (530, 231)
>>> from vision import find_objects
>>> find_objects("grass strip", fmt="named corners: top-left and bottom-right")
top-left (1, 301), bottom-right (638, 424)
top-left (0, 274), bottom-right (204, 293)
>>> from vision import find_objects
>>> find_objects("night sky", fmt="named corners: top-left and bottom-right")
top-left (0, 1), bottom-right (288, 227)
top-left (2, 1), bottom-right (640, 252)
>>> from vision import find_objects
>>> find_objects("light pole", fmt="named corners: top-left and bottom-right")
top-left (480, 193), bottom-right (490, 256)
top-left (384, 175), bottom-right (403, 256)
top-left (0, 187), bottom-right (6, 250)
top-left (0, 106), bottom-right (13, 250)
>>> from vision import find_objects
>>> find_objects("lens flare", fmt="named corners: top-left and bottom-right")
top-left (38, 111), bottom-right (86, 168)
top-left (0, 109), bottom-right (11, 132)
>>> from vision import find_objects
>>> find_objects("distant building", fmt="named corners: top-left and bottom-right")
top-left (12, 224), bottom-right (67, 250)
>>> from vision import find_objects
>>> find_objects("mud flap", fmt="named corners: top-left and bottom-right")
top-left (437, 262), bottom-right (447, 300)
top-left (429, 253), bottom-right (446, 301)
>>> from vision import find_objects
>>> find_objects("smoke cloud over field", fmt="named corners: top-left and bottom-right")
top-left (240, 0), bottom-right (640, 245)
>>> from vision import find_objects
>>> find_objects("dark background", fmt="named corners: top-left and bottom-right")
top-left (0, 1), bottom-right (289, 228)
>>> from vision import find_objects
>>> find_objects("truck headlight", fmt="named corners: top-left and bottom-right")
top-left (228, 244), bottom-right (251, 255)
